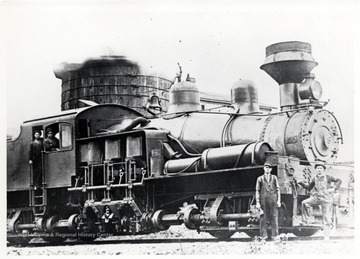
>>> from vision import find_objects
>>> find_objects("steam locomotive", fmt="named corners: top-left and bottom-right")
top-left (7, 41), bottom-right (349, 244)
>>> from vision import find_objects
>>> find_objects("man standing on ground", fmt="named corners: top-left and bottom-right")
top-left (255, 161), bottom-right (281, 241)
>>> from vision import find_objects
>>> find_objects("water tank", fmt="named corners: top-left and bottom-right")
top-left (54, 56), bottom-right (172, 117)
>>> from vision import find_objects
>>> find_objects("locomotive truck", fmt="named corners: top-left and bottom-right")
top-left (7, 41), bottom-right (351, 244)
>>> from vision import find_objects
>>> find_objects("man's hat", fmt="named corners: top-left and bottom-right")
top-left (264, 161), bottom-right (273, 167)
top-left (314, 160), bottom-right (326, 169)
top-left (34, 130), bottom-right (41, 134)
top-left (46, 128), bottom-right (53, 134)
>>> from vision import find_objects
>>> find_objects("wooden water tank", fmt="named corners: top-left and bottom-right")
top-left (54, 56), bottom-right (172, 117)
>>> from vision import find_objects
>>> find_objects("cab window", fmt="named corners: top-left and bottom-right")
top-left (44, 123), bottom-right (73, 151)
top-left (60, 123), bottom-right (72, 149)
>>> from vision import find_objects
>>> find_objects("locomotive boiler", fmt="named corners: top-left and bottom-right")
top-left (7, 41), bottom-right (348, 245)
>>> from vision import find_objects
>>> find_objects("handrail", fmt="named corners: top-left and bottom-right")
top-left (69, 160), bottom-right (146, 192)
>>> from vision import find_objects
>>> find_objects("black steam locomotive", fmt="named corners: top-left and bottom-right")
top-left (7, 41), bottom-right (348, 244)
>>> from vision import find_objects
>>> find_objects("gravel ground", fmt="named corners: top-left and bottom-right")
top-left (7, 225), bottom-right (355, 255)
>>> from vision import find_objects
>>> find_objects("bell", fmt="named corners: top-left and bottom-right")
top-left (147, 94), bottom-right (162, 113)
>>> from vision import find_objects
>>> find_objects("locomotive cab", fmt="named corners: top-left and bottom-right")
top-left (7, 104), bottom-right (147, 243)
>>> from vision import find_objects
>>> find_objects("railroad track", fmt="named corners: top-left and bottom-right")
top-left (7, 234), bottom-right (354, 248)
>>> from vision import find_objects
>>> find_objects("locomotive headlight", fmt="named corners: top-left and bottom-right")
top-left (299, 79), bottom-right (322, 101)
top-left (310, 81), bottom-right (323, 100)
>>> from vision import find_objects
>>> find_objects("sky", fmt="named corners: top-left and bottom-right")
top-left (1, 0), bottom-right (359, 162)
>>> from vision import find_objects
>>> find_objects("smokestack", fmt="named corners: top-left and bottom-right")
top-left (260, 41), bottom-right (322, 109)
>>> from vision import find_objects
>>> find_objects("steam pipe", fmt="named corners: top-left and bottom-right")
top-left (167, 134), bottom-right (201, 157)
top-left (117, 117), bottom-right (150, 132)
top-left (164, 142), bottom-right (272, 174)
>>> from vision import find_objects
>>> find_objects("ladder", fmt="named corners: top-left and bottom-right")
top-left (31, 187), bottom-right (47, 216)
top-left (29, 163), bottom-right (47, 216)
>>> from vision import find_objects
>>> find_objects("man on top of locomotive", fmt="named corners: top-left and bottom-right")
top-left (43, 128), bottom-right (59, 151)
top-left (29, 130), bottom-right (43, 188)
top-left (296, 160), bottom-right (342, 241)
top-left (255, 161), bottom-right (281, 241)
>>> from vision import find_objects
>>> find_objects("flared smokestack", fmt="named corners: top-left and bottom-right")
top-left (260, 41), bottom-right (318, 84)
top-left (260, 41), bottom-right (322, 109)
